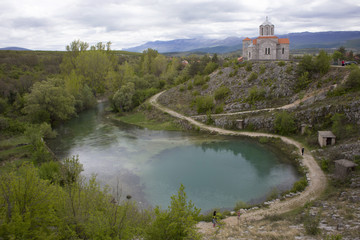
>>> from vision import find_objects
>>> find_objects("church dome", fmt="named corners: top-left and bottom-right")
top-left (259, 17), bottom-right (274, 36)
top-left (261, 16), bottom-right (274, 26)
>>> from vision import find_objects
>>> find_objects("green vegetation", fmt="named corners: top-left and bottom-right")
top-left (118, 112), bottom-right (180, 131)
top-left (247, 72), bottom-right (258, 82)
top-left (195, 95), bottom-right (215, 114)
top-left (246, 86), bottom-right (265, 104)
top-left (146, 184), bottom-right (201, 240)
top-left (214, 86), bottom-right (230, 100)
top-left (274, 111), bottom-right (297, 135)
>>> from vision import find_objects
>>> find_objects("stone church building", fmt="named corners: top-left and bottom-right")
top-left (242, 17), bottom-right (289, 60)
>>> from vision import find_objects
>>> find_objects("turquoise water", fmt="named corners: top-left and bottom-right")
top-left (48, 103), bottom-right (300, 212)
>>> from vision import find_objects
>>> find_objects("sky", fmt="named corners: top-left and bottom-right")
top-left (1, 0), bottom-right (360, 50)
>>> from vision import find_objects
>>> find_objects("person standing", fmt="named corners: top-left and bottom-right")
top-left (301, 147), bottom-right (304, 156)
top-left (212, 211), bottom-right (217, 227)
top-left (342, 60), bottom-right (345, 66)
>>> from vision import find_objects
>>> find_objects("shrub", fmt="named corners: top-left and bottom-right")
top-left (286, 65), bottom-right (293, 74)
top-left (248, 72), bottom-right (258, 82)
top-left (259, 64), bottom-right (266, 74)
top-left (303, 210), bottom-right (321, 235)
top-left (321, 158), bottom-right (329, 172)
top-left (245, 62), bottom-right (252, 72)
top-left (193, 75), bottom-right (206, 86)
top-left (187, 83), bottom-right (193, 90)
top-left (246, 86), bottom-right (265, 104)
top-left (179, 85), bottom-right (185, 92)
top-left (215, 104), bottom-right (224, 114)
top-left (214, 86), bottom-right (230, 100)
top-left (274, 111), bottom-right (297, 135)
top-left (345, 66), bottom-right (360, 90)
top-left (290, 177), bottom-right (308, 193)
top-left (278, 61), bottom-right (285, 66)
top-left (295, 71), bottom-right (311, 92)
top-left (196, 95), bottom-right (214, 114)
top-left (202, 83), bottom-right (209, 90)
top-left (204, 62), bottom-right (219, 75)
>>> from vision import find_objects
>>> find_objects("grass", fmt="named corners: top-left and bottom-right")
top-left (117, 112), bottom-right (181, 131)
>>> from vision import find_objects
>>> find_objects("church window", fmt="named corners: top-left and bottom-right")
top-left (249, 52), bottom-right (251, 58)
top-left (268, 48), bottom-right (270, 54)
top-left (282, 48), bottom-right (284, 54)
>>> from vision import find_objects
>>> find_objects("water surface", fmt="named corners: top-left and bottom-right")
top-left (48, 103), bottom-right (300, 212)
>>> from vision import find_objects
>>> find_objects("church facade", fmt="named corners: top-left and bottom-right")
top-left (242, 17), bottom-right (289, 61)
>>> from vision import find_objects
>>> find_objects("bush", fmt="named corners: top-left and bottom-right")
top-left (248, 72), bottom-right (258, 82)
top-left (345, 66), bottom-right (360, 90)
top-left (215, 104), bottom-right (224, 114)
top-left (290, 177), bottom-right (308, 193)
top-left (274, 111), bottom-right (297, 135)
top-left (193, 75), bottom-right (206, 86)
top-left (295, 71), bottom-right (311, 92)
top-left (214, 86), bottom-right (230, 100)
top-left (259, 64), bottom-right (266, 74)
top-left (303, 210), bottom-right (321, 235)
top-left (245, 62), bottom-right (252, 72)
top-left (179, 85), bottom-right (185, 92)
top-left (196, 95), bottom-right (214, 114)
top-left (278, 61), bottom-right (285, 66)
top-left (246, 86), bottom-right (265, 104)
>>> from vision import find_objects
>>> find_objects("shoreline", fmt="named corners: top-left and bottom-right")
top-left (149, 91), bottom-right (327, 230)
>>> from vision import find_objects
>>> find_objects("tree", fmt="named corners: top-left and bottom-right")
top-left (23, 78), bottom-right (75, 124)
top-left (297, 55), bottom-right (314, 76)
top-left (112, 82), bottom-right (135, 112)
top-left (332, 50), bottom-right (343, 64)
top-left (146, 184), bottom-right (201, 240)
top-left (274, 111), bottom-right (297, 135)
top-left (315, 50), bottom-right (331, 74)
top-left (75, 50), bottom-right (114, 94)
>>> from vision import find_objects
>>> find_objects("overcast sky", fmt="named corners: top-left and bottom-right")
top-left (1, 0), bottom-right (360, 50)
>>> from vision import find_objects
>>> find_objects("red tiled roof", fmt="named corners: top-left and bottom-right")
top-left (278, 38), bottom-right (290, 44)
top-left (242, 37), bottom-right (251, 41)
top-left (253, 39), bottom-right (257, 45)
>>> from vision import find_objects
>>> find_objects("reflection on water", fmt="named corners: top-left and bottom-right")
top-left (47, 103), bottom-right (300, 212)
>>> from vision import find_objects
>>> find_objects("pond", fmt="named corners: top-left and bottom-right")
top-left (47, 103), bottom-right (300, 212)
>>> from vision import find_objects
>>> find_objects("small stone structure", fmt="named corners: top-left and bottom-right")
top-left (334, 159), bottom-right (358, 179)
top-left (236, 119), bottom-right (244, 129)
top-left (318, 131), bottom-right (336, 147)
top-left (301, 123), bottom-right (312, 135)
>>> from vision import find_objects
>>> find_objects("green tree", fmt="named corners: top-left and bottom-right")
top-left (75, 50), bottom-right (114, 94)
top-left (332, 51), bottom-right (343, 64)
top-left (274, 111), bottom-right (297, 135)
top-left (23, 78), bottom-right (75, 124)
top-left (146, 184), bottom-right (201, 240)
top-left (315, 50), bottom-right (331, 74)
top-left (112, 82), bottom-right (136, 112)
top-left (297, 55), bottom-right (314, 76)
top-left (345, 65), bottom-right (360, 90)
top-left (0, 163), bottom-right (62, 239)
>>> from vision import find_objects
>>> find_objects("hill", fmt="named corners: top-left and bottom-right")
top-left (124, 31), bottom-right (360, 53)
top-left (0, 47), bottom-right (32, 51)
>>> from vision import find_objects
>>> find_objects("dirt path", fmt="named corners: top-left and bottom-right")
top-left (149, 91), bottom-right (327, 232)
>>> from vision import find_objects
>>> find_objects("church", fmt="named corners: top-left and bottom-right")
top-left (242, 17), bottom-right (289, 61)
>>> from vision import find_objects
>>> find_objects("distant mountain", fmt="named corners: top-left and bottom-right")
top-left (124, 31), bottom-right (360, 53)
top-left (0, 47), bottom-right (32, 51)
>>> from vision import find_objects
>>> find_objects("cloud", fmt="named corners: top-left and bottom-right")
top-left (0, 0), bottom-right (359, 50)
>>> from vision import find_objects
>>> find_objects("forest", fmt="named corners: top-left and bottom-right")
top-left (0, 40), bottom-right (220, 239)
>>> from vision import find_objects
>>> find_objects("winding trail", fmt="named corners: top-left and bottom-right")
top-left (149, 91), bottom-right (327, 231)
